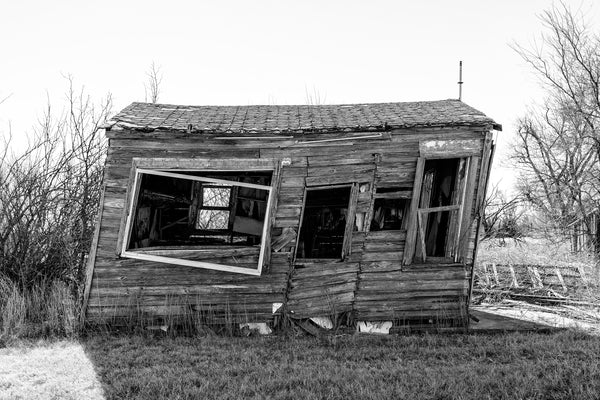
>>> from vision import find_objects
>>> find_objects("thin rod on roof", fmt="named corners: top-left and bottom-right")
top-left (458, 61), bottom-right (463, 101)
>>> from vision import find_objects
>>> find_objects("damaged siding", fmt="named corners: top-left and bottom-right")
top-left (85, 127), bottom-right (493, 327)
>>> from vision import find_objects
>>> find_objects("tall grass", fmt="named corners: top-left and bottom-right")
top-left (0, 279), bottom-right (268, 340)
top-left (86, 293), bottom-right (250, 338)
top-left (478, 236), bottom-right (597, 270)
top-left (0, 277), bottom-right (80, 340)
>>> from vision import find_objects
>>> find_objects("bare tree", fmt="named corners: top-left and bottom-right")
top-left (63, 75), bottom-right (112, 286)
top-left (0, 77), bottom-right (111, 293)
top-left (512, 2), bottom-right (600, 253)
top-left (482, 184), bottom-right (525, 242)
top-left (144, 62), bottom-right (163, 104)
top-left (305, 85), bottom-right (326, 105)
top-left (513, 104), bottom-right (599, 246)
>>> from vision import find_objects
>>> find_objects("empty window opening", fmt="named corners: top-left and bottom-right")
top-left (202, 186), bottom-right (231, 207)
top-left (127, 170), bottom-right (272, 250)
top-left (416, 158), bottom-right (467, 261)
top-left (371, 186), bottom-right (411, 231)
top-left (371, 198), bottom-right (409, 231)
top-left (296, 187), bottom-right (351, 259)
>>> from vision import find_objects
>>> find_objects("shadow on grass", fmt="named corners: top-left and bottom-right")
top-left (469, 307), bottom-right (566, 333)
top-left (81, 330), bottom-right (600, 400)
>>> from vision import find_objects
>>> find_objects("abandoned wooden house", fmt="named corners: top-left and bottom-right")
top-left (82, 99), bottom-right (501, 331)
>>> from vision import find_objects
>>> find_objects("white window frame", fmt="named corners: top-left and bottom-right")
top-left (118, 159), bottom-right (277, 276)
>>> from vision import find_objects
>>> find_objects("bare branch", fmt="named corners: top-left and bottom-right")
top-left (304, 85), bottom-right (327, 106)
top-left (144, 62), bottom-right (163, 104)
top-left (0, 77), bottom-right (112, 293)
top-left (0, 92), bottom-right (12, 106)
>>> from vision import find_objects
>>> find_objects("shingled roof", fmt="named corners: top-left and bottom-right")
top-left (105, 99), bottom-right (501, 134)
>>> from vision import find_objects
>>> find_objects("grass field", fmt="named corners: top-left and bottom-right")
top-left (3, 331), bottom-right (599, 400)
top-left (2, 237), bottom-right (598, 399)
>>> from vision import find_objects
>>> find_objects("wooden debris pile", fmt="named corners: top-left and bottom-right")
top-left (473, 262), bottom-right (599, 307)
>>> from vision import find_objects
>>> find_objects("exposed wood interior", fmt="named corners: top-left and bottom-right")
top-left (83, 127), bottom-right (495, 329)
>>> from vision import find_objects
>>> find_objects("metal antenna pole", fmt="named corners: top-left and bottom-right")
top-left (458, 61), bottom-right (463, 101)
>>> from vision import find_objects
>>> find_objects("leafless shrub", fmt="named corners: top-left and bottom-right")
top-left (0, 76), bottom-right (111, 298)
top-left (482, 184), bottom-right (527, 243)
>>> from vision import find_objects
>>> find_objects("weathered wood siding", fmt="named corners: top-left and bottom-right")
top-left (85, 127), bottom-right (493, 325)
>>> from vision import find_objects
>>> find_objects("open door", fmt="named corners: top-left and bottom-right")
top-left (404, 156), bottom-right (475, 265)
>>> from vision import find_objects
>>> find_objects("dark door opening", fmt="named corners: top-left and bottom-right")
top-left (296, 186), bottom-right (351, 259)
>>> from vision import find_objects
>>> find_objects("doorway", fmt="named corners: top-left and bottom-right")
top-left (296, 186), bottom-right (352, 259)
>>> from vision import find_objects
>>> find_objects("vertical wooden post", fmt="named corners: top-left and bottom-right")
top-left (261, 160), bottom-right (282, 272)
top-left (417, 211), bottom-right (427, 262)
top-left (458, 156), bottom-right (479, 262)
top-left (509, 264), bottom-right (519, 288)
top-left (483, 263), bottom-right (490, 287)
top-left (403, 157), bottom-right (426, 265)
top-left (491, 263), bottom-right (499, 286)
top-left (80, 184), bottom-right (106, 324)
top-left (554, 268), bottom-right (567, 292)
top-left (578, 266), bottom-right (588, 284)
top-left (532, 267), bottom-right (543, 288)
top-left (527, 266), bottom-right (543, 288)
top-left (342, 183), bottom-right (359, 260)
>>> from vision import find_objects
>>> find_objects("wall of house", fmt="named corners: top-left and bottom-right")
top-left (84, 127), bottom-right (494, 327)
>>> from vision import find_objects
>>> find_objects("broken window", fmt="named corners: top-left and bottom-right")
top-left (296, 186), bottom-right (352, 259)
top-left (414, 158), bottom-right (469, 263)
top-left (370, 187), bottom-right (411, 231)
top-left (121, 168), bottom-right (274, 275)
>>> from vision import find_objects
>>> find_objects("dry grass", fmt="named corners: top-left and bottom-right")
top-left (0, 278), bottom-right (80, 341)
top-left (477, 237), bottom-right (597, 269)
top-left (477, 237), bottom-right (599, 297)
top-left (0, 340), bottom-right (104, 400)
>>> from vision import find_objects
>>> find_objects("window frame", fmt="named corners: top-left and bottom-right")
top-left (403, 153), bottom-right (478, 265)
top-left (117, 158), bottom-right (278, 276)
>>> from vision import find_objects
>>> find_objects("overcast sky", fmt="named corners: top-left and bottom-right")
top-left (1, 0), bottom-right (599, 188)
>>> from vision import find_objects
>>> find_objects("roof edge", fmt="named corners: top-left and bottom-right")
top-left (104, 99), bottom-right (501, 135)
